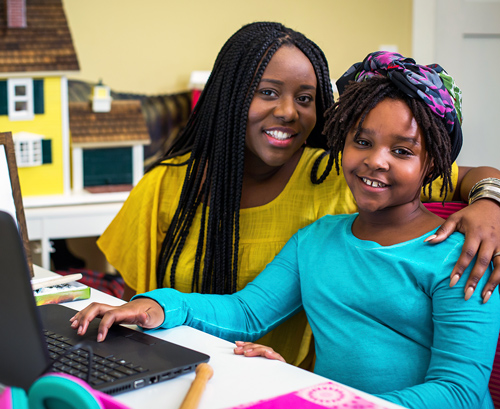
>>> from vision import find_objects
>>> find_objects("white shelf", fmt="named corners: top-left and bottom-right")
top-left (24, 191), bottom-right (129, 269)
top-left (23, 191), bottom-right (129, 208)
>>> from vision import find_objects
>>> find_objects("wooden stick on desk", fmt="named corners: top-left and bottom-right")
top-left (31, 273), bottom-right (83, 290)
top-left (179, 363), bottom-right (214, 409)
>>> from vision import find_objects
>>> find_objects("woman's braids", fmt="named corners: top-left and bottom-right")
top-left (153, 22), bottom-right (334, 294)
top-left (323, 77), bottom-right (454, 200)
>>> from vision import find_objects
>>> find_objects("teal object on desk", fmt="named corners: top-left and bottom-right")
top-left (0, 373), bottom-right (131, 409)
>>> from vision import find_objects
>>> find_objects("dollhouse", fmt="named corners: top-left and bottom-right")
top-left (0, 0), bottom-right (79, 197)
top-left (0, 0), bottom-right (150, 197)
top-left (69, 85), bottom-right (150, 193)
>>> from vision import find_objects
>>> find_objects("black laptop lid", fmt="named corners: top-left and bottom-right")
top-left (0, 210), bottom-right (50, 390)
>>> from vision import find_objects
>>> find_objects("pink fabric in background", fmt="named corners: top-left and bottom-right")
top-left (227, 382), bottom-right (394, 409)
top-left (422, 202), bottom-right (467, 219)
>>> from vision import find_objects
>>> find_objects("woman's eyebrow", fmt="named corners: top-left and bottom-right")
top-left (259, 78), bottom-right (316, 90)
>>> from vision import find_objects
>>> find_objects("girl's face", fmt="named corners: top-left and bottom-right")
top-left (245, 45), bottom-right (317, 169)
top-left (342, 98), bottom-right (432, 214)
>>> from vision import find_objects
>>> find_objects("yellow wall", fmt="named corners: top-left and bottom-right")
top-left (0, 77), bottom-right (65, 196)
top-left (63, 0), bottom-right (412, 95)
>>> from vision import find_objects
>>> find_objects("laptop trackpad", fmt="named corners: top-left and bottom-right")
top-left (124, 331), bottom-right (157, 346)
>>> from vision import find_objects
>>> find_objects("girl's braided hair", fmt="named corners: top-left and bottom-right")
top-left (323, 76), bottom-right (454, 200)
top-left (151, 22), bottom-right (334, 294)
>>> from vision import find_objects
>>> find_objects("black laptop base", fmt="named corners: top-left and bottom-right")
top-left (39, 304), bottom-right (210, 395)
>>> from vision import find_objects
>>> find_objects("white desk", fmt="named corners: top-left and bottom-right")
top-left (24, 192), bottom-right (128, 269)
top-left (33, 266), bottom-right (405, 409)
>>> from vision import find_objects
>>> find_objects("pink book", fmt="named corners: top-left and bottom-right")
top-left (226, 381), bottom-right (395, 409)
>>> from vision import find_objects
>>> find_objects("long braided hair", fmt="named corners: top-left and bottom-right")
top-left (152, 22), bottom-right (334, 294)
top-left (323, 77), bottom-right (454, 200)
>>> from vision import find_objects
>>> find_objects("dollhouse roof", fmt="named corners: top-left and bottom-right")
top-left (0, 0), bottom-right (79, 73)
top-left (69, 100), bottom-right (151, 146)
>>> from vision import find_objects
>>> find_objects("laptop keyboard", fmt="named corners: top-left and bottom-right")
top-left (44, 330), bottom-right (148, 386)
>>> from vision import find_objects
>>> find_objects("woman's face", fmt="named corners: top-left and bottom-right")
top-left (245, 45), bottom-right (317, 169)
top-left (342, 98), bottom-right (432, 213)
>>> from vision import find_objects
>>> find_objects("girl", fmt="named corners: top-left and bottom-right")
top-left (74, 53), bottom-right (500, 408)
top-left (96, 23), bottom-right (500, 368)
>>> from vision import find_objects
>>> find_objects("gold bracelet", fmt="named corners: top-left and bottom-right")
top-left (468, 178), bottom-right (500, 205)
top-left (470, 185), bottom-right (500, 198)
top-left (468, 178), bottom-right (500, 204)
top-left (469, 177), bottom-right (500, 195)
top-left (469, 191), bottom-right (500, 206)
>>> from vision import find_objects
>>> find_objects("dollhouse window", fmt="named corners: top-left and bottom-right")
top-left (18, 141), bottom-right (30, 164)
top-left (15, 138), bottom-right (41, 167)
top-left (8, 78), bottom-right (34, 121)
top-left (12, 132), bottom-right (51, 167)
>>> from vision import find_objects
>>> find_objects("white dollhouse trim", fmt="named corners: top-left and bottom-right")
top-left (60, 76), bottom-right (71, 195)
top-left (71, 146), bottom-right (83, 193)
top-left (132, 144), bottom-right (144, 186)
top-left (71, 140), bottom-right (150, 149)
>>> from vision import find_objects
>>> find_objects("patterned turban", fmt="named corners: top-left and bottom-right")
top-left (336, 51), bottom-right (463, 162)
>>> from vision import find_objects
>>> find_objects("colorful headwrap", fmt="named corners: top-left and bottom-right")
top-left (336, 51), bottom-right (463, 162)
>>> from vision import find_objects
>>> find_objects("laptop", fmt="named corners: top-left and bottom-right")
top-left (0, 210), bottom-right (210, 395)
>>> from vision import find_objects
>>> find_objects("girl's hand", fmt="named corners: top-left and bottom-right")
top-left (233, 341), bottom-right (286, 363)
top-left (69, 298), bottom-right (165, 342)
top-left (425, 199), bottom-right (500, 303)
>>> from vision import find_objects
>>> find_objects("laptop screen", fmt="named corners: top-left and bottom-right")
top-left (0, 210), bottom-right (50, 390)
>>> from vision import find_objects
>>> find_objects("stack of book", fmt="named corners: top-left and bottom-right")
top-left (31, 273), bottom-right (90, 305)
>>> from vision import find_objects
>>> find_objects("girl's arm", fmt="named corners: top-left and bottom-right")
top-left (72, 235), bottom-right (304, 342)
top-left (141, 235), bottom-right (303, 341)
top-left (377, 261), bottom-right (500, 409)
top-left (427, 165), bottom-right (500, 302)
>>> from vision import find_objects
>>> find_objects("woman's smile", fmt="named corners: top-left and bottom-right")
top-left (264, 127), bottom-right (297, 147)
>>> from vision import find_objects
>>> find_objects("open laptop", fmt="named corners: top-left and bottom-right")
top-left (0, 210), bottom-right (209, 395)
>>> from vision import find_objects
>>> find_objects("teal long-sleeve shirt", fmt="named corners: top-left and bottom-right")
top-left (138, 214), bottom-right (500, 409)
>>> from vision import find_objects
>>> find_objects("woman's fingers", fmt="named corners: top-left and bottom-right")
top-left (425, 201), bottom-right (500, 302)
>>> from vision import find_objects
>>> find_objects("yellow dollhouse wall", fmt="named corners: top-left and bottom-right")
top-left (0, 77), bottom-right (65, 196)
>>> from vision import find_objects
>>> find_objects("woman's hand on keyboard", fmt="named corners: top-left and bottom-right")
top-left (69, 299), bottom-right (165, 342)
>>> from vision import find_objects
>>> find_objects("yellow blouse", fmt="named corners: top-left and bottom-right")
top-left (97, 147), bottom-right (458, 365)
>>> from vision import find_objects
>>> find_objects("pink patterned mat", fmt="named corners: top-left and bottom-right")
top-left (227, 381), bottom-right (395, 409)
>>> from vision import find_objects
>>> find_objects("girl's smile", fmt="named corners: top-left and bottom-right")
top-left (360, 176), bottom-right (389, 189)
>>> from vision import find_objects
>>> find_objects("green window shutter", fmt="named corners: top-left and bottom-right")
top-left (83, 147), bottom-right (133, 187)
top-left (0, 81), bottom-right (7, 115)
top-left (34, 79), bottom-right (44, 114)
top-left (41, 139), bottom-right (52, 164)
